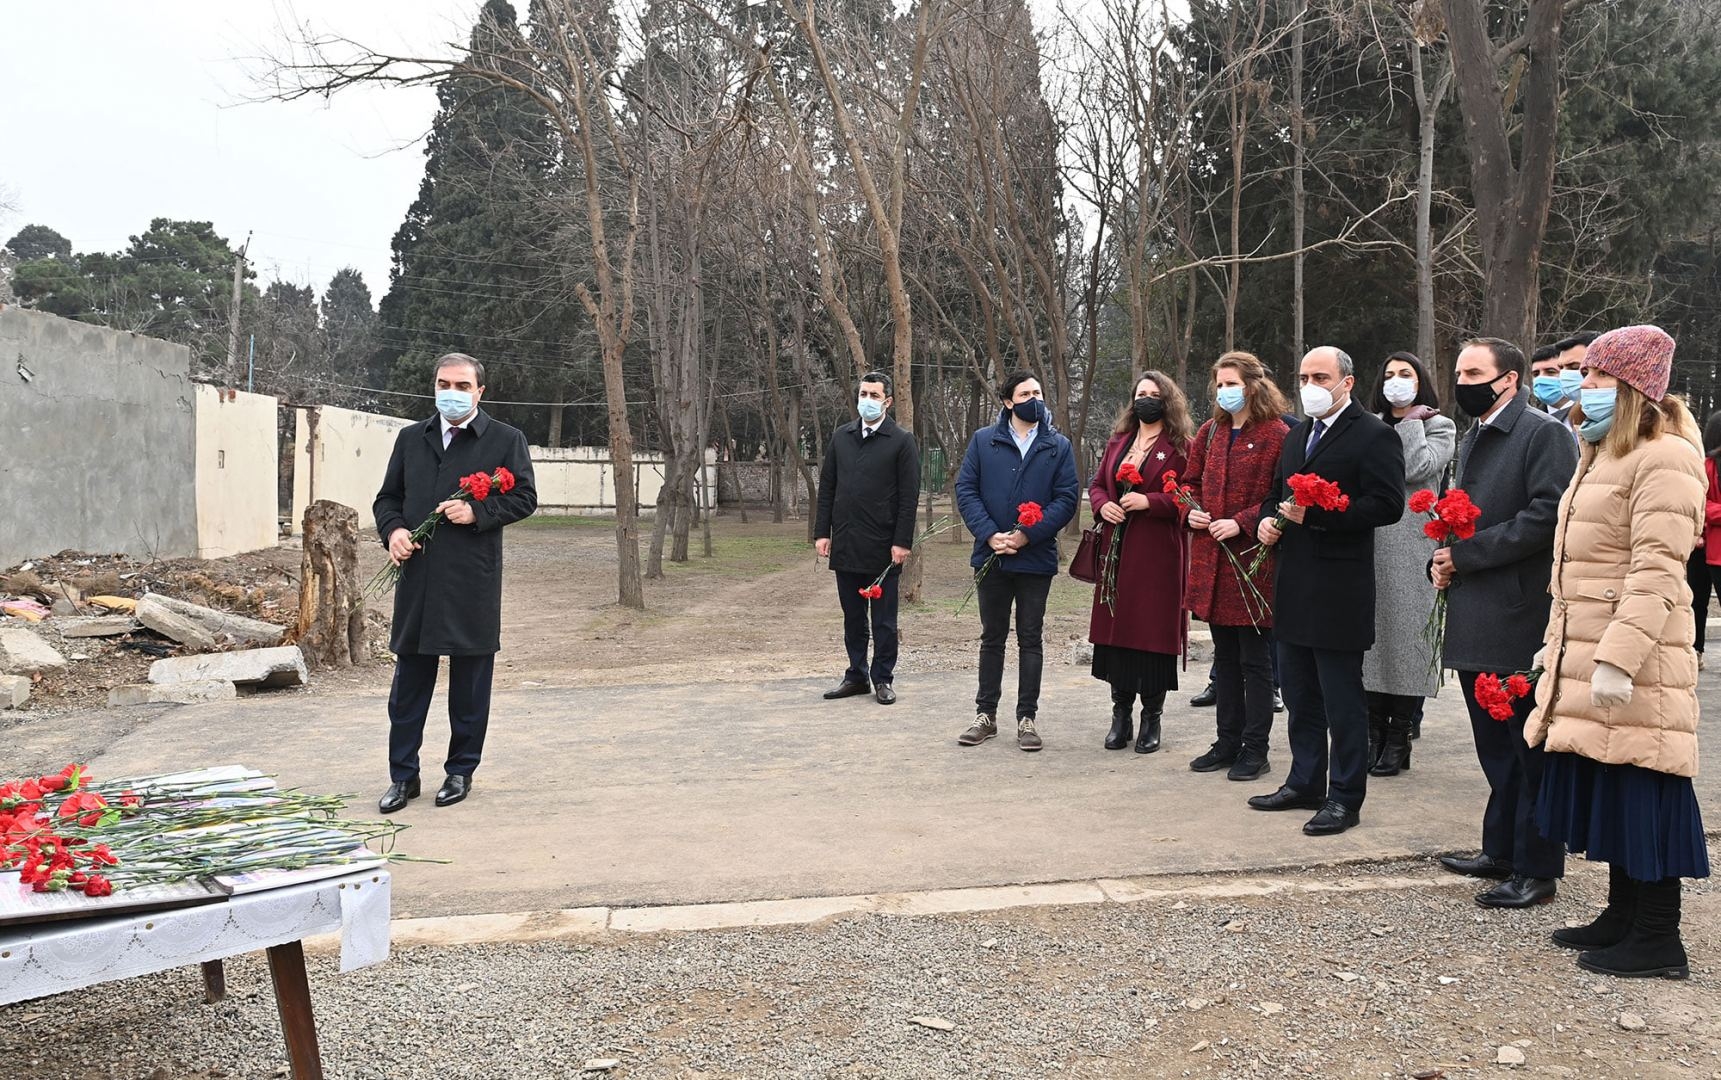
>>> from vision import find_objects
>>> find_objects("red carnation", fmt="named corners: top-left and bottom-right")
top-left (1505, 674), bottom-right (1533, 699)
top-left (1016, 502), bottom-right (1044, 529)
top-left (1473, 673), bottom-right (1515, 721)
top-left (1423, 520), bottom-right (1448, 541)
top-left (493, 466), bottom-right (517, 494)
top-left (1119, 462), bottom-right (1144, 487)
top-left (460, 472), bottom-right (493, 502)
top-left (1408, 489), bottom-right (1437, 515)
top-left (81, 874), bottom-right (113, 897)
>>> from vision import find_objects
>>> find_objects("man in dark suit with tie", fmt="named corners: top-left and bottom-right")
top-left (1249, 346), bottom-right (1406, 835)
top-left (373, 353), bottom-right (537, 813)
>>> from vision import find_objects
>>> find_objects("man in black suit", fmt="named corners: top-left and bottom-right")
top-left (1249, 346), bottom-right (1406, 835)
top-left (814, 371), bottom-right (922, 705)
top-left (373, 353), bottom-right (537, 813)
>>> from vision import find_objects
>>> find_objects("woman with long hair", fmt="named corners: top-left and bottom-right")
top-left (1361, 351), bottom-right (1457, 774)
top-left (1088, 371), bottom-right (1193, 754)
top-left (1687, 410), bottom-right (1721, 667)
top-left (1528, 325), bottom-right (1708, 979)
top-left (1182, 352), bottom-right (1291, 781)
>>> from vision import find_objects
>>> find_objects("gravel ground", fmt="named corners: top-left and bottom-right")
top-left (4, 854), bottom-right (1718, 1080)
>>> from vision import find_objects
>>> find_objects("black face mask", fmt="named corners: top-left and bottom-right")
top-left (1132, 397), bottom-right (1166, 425)
top-left (1454, 377), bottom-right (1508, 419)
top-left (1012, 399), bottom-right (1046, 424)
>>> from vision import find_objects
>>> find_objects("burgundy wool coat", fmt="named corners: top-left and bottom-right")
top-left (1087, 430), bottom-right (1189, 656)
top-left (1182, 416), bottom-right (1289, 629)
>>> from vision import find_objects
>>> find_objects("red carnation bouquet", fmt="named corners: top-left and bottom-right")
top-left (1245, 472), bottom-right (1349, 577)
top-left (368, 466), bottom-right (518, 596)
top-left (855, 517), bottom-right (959, 611)
top-left (1473, 667), bottom-right (1541, 721)
top-left (1410, 488), bottom-right (1483, 678)
top-left (1163, 470), bottom-right (1270, 628)
top-left (1096, 461), bottom-right (1145, 615)
top-left (960, 501), bottom-right (1045, 612)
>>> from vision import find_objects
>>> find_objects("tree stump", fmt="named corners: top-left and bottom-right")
top-left (295, 500), bottom-right (366, 669)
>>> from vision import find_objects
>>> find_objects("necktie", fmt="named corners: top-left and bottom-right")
top-left (1307, 419), bottom-right (1326, 455)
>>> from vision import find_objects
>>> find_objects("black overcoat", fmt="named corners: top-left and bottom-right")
top-left (814, 417), bottom-right (921, 576)
top-left (373, 411), bottom-right (538, 656)
top-left (1259, 400), bottom-right (1406, 652)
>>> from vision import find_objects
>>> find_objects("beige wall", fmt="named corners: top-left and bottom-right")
top-left (290, 405), bottom-right (414, 534)
top-left (532, 447), bottom-right (716, 515)
top-left (194, 385), bottom-right (280, 558)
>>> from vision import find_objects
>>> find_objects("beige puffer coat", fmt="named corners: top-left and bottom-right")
top-left (1525, 431), bottom-right (1705, 776)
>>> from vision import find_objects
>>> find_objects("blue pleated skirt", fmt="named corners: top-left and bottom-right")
top-left (1536, 751), bottom-right (1711, 881)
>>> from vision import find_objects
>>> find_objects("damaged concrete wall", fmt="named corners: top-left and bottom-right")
top-left (195, 384), bottom-right (280, 558)
top-left (290, 405), bottom-right (414, 535)
top-left (0, 306), bottom-right (199, 567)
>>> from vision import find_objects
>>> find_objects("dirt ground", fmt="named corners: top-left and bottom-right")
top-left (3, 502), bottom-right (1095, 714)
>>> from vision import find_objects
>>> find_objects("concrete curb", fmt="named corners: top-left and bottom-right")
top-left (305, 870), bottom-right (1478, 953)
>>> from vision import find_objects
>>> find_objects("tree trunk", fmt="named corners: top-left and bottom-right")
top-left (1411, 41), bottom-right (1453, 389)
top-left (1291, 11), bottom-right (1306, 360)
top-left (295, 500), bottom-right (365, 669)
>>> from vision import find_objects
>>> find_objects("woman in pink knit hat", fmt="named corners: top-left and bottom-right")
top-left (1526, 324), bottom-right (1709, 980)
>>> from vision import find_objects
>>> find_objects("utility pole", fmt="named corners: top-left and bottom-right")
top-left (226, 231), bottom-right (251, 386)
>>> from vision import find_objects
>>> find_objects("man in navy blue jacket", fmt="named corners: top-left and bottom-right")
top-left (953, 372), bottom-right (1081, 751)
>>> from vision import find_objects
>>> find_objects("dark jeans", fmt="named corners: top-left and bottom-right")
top-left (1208, 629), bottom-right (1280, 686)
top-left (835, 568), bottom-right (900, 685)
top-left (388, 652), bottom-right (495, 783)
top-left (1211, 624), bottom-right (1274, 755)
top-left (1278, 642), bottom-right (1370, 810)
top-left (1459, 670), bottom-right (1565, 879)
top-left (976, 570), bottom-right (1053, 719)
top-left (1688, 549), bottom-right (1721, 654)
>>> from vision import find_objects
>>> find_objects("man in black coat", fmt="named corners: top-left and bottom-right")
top-left (1432, 338), bottom-right (1578, 907)
top-left (1250, 346), bottom-right (1406, 835)
top-left (814, 371), bottom-right (921, 705)
top-left (373, 353), bottom-right (537, 812)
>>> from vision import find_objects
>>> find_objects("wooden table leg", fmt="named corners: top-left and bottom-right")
top-left (266, 940), bottom-right (324, 1080)
top-left (200, 959), bottom-right (227, 1003)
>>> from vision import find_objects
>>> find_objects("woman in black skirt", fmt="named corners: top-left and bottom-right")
top-left (1525, 325), bottom-right (1708, 979)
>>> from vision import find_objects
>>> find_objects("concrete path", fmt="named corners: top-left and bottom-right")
top-left (11, 664), bottom-right (1719, 919)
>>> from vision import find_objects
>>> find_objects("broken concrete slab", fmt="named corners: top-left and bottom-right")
top-left (0, 627), bottom-right (68, 675)
top-left (109, 680), bottom-right (238, 707)
top-left (148, 645), bottom-right (308, 690)
top-left (58, 616), bottom-right (141, 639)
top-left (1, 675), bottom-right (28, 709)
top-left (135, 596), bottom-right (218, 651)
top-left (139, 594), bottom-right (286, 649)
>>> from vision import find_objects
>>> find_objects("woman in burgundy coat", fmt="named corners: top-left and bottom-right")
top-left (1088, 371), bottom-right (1194, 754)
top-left (1182, 351), bottom-right (1290, 781)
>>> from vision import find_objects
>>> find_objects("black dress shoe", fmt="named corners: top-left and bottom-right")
top-left (1247, 784), bottom-right (1326, 812)
top-left (1190, 682), bottom-right (1217, 707)
top-left (1302, 800), bottom-right (1361, 836)
top-left (875, 683), bottom-right (897, 705)
top-left (434, 775), bottom-right (471, 807)
top-left (379, 777), bottom-right (420, 814)
top-left (1438, 852), bottom-right (1514, 880)
top-left (1272, 688), bottom-right (1285, 714)
top-left (1475, 875), bottom-right (1557, 909)
top-left (823, 680), bottom-right (871, 700)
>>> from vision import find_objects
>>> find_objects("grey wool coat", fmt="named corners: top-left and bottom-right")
top-left (1363, 413), bottom-right (1457, 697)
top-left (1441, 391), bottom-right (1580, 673)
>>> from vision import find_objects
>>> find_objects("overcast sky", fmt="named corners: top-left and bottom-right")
top-left (0, 1), bottom-right (483, 300)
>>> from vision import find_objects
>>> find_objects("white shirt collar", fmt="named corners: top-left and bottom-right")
top-left (861, 418), bottom-right (883, 437)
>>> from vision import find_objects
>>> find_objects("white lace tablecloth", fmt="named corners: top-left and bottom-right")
top-left (0, 869), bottom-right (390, 1005)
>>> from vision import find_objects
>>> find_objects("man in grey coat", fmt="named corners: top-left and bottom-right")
top-left (1431, 338), bottom-right (1579, 909)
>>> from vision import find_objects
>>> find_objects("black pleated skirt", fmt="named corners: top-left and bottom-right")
top-left (1536, 751), bottom-right (1711, 881)
top-left (1092, 644), bottom-right (1178, 697)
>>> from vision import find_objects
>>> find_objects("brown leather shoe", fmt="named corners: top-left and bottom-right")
top-left (958, 713), bottom-right (998, 746)
top-left (1017, 716), bottom-right (1043, 752)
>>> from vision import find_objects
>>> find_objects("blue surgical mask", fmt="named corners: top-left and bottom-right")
top-left (857, 397), bottom-right (884, 423)
top-left (1532, 375), bottom-right (1567, 407)
top-left (436, 388), bottom-right (475, 423)
top-left (1558, 369), bottom-right (1584, 399)
top-left (1216, 386), bottom-right (1247, 414)
top-left (1578, 387), bottom-right (1617, 443)
top-left (1012, 398), bottom-right (1045, 424)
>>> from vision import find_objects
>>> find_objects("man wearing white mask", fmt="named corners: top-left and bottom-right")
top-left (373, 353), bottom-right (537, 813)
top-left (815, 371), bottom-right (922, 705)
top-left (1250, 346), bottom-right (1406, 835)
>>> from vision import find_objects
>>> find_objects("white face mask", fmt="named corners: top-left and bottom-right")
top-left (1382, 377), bottom-right (1418, 408)
top-left (1300, 382), bottom-right (1336, 419)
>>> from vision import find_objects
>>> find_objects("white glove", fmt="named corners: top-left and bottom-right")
top-left (1591, 661), bottom-right (1634, 708)
top-left (1531, 646), bottom-right (1546, 672)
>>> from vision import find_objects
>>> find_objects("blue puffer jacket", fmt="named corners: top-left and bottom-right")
top-left (954, 410), bottom-right (1081, 575)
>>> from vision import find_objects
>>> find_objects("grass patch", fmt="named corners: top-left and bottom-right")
top-left (518, 514), bottom-right (615, 531)
top-left (662, 534), bottom-right (815, 578)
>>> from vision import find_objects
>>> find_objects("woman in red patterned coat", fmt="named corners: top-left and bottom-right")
top-left (1088, 371), bottom-right (1194, 754)
top-left (1182, 352), bottom-right (1291, 782)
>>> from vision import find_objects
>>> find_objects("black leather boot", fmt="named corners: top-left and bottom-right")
top-left (1135, 691), bottom-right (1164, 754)
top-left (1104, 686), bottom-right (1134, 750)
top-left (1371, 713), bottom-right (1412, 776)
top-left (1553, 863), bottom-right (1636, 950)
top-left (1366, 695), bottom-right (1388, 769)
top-left (1578, 877), bottom-right (1689, 979)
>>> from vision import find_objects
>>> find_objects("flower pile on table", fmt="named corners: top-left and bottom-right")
top-left (1, 765), bottom-right (423, 896)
